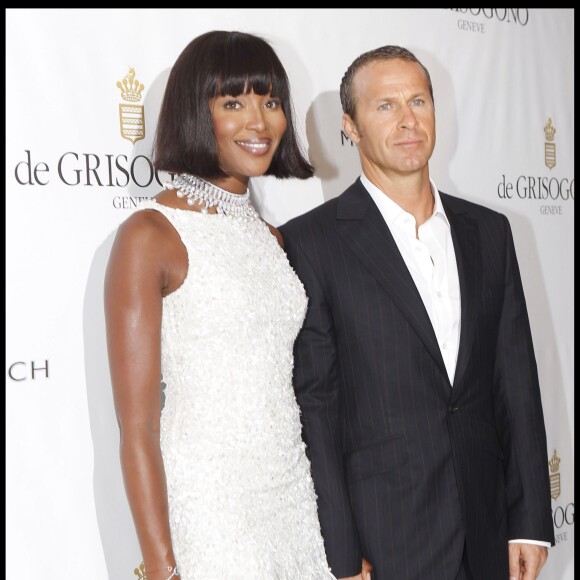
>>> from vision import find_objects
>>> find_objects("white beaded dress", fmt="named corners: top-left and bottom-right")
top-left (137, 199), bottom-right (335, 580)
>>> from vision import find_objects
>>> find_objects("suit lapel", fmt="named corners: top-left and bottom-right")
top-left (335, 180), bottom-right (449, 384)
top-left (443, 196), bottom-right (482, 389)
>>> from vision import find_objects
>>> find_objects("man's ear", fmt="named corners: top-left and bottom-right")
top-left (342, 113), bottom-right (360, 144)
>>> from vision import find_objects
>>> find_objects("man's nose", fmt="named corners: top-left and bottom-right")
top-left (398, 104), bottom-right (419, 130)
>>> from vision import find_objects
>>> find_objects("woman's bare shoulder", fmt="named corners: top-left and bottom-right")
top-left (263, 220), bottom-right (284, 249)
top-left (116, 205), bottom-right (171, 245)
top-left (111, 197), bottom-right (182, 262)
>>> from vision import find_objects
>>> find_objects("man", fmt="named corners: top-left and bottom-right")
top-left (279, 46), bottom-right (554, 580)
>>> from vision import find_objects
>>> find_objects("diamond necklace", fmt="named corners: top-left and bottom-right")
top-left (164, 173), bottom-right (258, 218)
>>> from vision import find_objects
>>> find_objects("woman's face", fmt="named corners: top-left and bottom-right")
top-left (209, 90), bottom-right (287, 192)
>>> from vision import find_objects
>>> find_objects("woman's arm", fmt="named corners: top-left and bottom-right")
top-left (104, 210), bottom-right (178, 579)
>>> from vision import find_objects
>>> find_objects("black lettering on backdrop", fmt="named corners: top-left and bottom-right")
top-left (14, 150), bottom-right (166, 189)
top-left (14, 150), bottom-right (49, 185)
top-left (8, 360), bottom-right (49, 381)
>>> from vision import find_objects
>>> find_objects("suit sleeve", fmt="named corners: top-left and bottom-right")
top-left (282, 226), bottom-right (363, 577)
top-left (494, 215), bottom-right (555, 545)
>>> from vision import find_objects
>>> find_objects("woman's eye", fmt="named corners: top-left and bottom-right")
top-left (224, 100), bottom-right (241, 110)
top-left (266, 99), bottom-right (281, 109)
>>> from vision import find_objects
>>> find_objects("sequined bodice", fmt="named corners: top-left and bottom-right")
top-left (135, 199), bottom-right (333, 579)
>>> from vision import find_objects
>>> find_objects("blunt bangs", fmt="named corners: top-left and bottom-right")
top-left (207, 35), bottom-right (289, 101)
top-left (217, 71), bottom-right (285, 99)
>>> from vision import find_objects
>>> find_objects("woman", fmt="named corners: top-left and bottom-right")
top-left (104, 30), bottom-right (335, 579)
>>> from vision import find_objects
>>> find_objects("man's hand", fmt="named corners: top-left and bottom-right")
top-left (339, 557), bottom-right (373, 580)
top-left (508, 543), bottom-right (548, 579)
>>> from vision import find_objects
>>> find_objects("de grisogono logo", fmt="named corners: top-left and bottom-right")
top-left (549, 450), bottom-right (574, 545)
top-left (450, 8), bottom-right (530, 34)
top-left (117, 67), bottom-right (145, 144)
top-left (12, 65), bottom-right (167, 207)
top-left (497, 117), bottom-right (574, 215)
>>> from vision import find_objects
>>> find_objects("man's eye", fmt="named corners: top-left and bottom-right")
top-left (379, 103), bottom-right (392, 110)
top-left (411, 98), bottom-right (424, 106)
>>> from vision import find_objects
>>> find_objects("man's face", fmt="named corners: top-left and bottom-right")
top-left (343, 58), bottom-right (436, 180)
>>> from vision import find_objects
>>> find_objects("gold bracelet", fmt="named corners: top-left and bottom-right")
top-left (144, 565), bottom-right (180, 580)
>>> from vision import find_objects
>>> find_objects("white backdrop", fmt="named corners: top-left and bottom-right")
top-left (6, 9), bottom-right (573, 579)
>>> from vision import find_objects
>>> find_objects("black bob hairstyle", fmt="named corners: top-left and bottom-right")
top-left (152, 30), bottom-right (313, 180)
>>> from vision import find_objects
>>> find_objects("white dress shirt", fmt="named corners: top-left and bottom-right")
top-left (361, 174), bottom-right (460, 383)
top-left (361, 174), bottom-right (550, 549)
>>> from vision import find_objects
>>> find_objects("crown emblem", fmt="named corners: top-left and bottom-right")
top-left (117, 66), bottom-right (146, 144)
top-left (544, 118), bottom-right (556, 141)
top-left (117, 67), bottom-right (145, 102)
top-left (548, 449), bottom-right (561, 501)
top-left (549, 449), bottom-right (561, 473)
top-left (134, 561), bottom-right (147, 579)
top-left (544, 118), bottom-right (556, 170)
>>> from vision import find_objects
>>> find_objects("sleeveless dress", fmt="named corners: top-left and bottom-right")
top-left (138, 199), bottom-right (335, 580)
